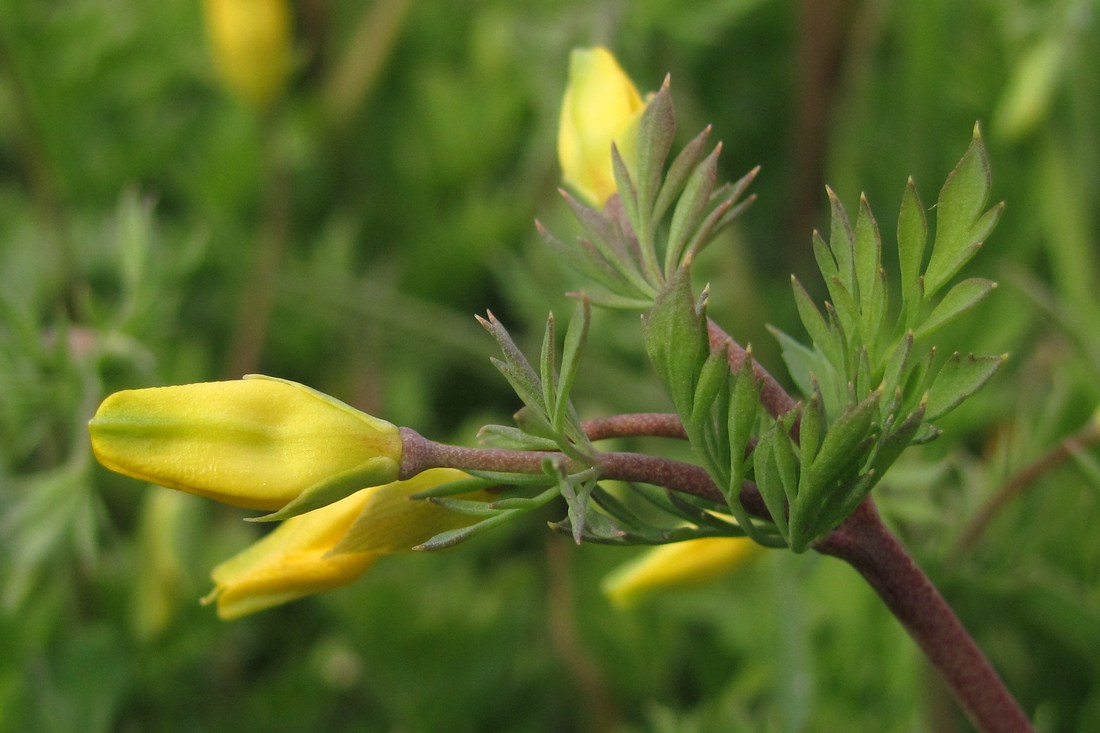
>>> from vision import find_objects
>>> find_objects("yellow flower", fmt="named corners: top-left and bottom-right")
top-left (558, 47), bottom-right (646, 207)
top-left (601, 536), bottom-right (765, 608)
top-left (205, 468), bottom-right (488, 619)
top-left (89, 375), bottom-right (402, 511)
top-left (203, 0), bottom-right (293, 109)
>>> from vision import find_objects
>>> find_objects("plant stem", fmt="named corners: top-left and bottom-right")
top-left (397, 427), bottom-right (769, 516)
top-left (816, 499), bottom-right (1034, 733)
top-left (953, 418), bottom-right (1100, 558)
top-left (703, 319), bottom-right (1032, 727)
top-left (581, 413), bottom-right (686, 441)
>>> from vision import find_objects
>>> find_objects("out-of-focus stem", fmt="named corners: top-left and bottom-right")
top-left (226, 118), bottom-right (291, 377)
top-left (953, 418), bottom-right (1100, 558)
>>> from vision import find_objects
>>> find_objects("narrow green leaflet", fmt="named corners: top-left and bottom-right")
top-left (826, 187), bottom-right (857, 297)
top-left (925, 353), bottom-right (1006, 422)
top-left (753, 425), bottom-right (790, 544)
top-left (414, 488), bottom-right (559, 551)
top-left (553, 299), bottom-right (591, 436)
top-left (923, 125), bottom-right (1004, 298)
top-left (653, 126), bottom-right (712, 228)
top-left (790, 389), bottom-right (881, 551)
top-left (913, 278), bottom-right (997, 341)
top-left (666, 144), bottom-right (721, 276)
top-left (854, 194), bottom-right (885, 347)
top-left (897, 177), bottom-right (928, 329)
top-left (540, 312), bottom-right (557, 419)
top-left (634, 79), bottom-right (676, 228)
top-left (642, 267), bottom-right (709, 414)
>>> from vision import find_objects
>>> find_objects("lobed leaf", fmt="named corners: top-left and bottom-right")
top-left (924, 125), bottom-right (1001, 297)
top-left (897, 177), bottom-right (929, 329)
top-left (914, 278), bottom-right (997, 341)
top-left (925, 352), bottom-right (1006, 422)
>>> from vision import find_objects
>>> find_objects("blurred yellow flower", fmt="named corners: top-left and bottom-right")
top-left (203, 0), bottom-right (293, 109)
top-left (89, 375), bottom-right (402, 511)
top-left (205, 468), bottom-right (488, 619)
top-left (601, 536), bottom-right (765, 608)
top-left (558, 47), bottom-right (646, 207)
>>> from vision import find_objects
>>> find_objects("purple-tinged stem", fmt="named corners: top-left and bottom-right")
top-left (397, 427), bottom-right (768, 516)
top-left (581, 413), bottom-right (686, 441)
top-left (816, 499), bottom-right (1033, 733)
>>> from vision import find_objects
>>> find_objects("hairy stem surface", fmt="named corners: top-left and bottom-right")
top-left (816, 500), bottom-right (1033, 733)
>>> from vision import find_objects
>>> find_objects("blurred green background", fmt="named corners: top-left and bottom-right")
top-left (1, 0), bottom-right (1099, 730)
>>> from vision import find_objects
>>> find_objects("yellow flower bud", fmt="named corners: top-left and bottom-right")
top-left (557, 47), bottom-right (646, 207)
top-left (203, 0), bottom-right (293, 109)
top-left (205, 468), bottom-right (488, 619)
top-left (89, 375), bottom-right (402, 511)
top-left (601, 536), bottom-right (765, 608)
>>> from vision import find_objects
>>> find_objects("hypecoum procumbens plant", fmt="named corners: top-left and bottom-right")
top-left (89, 47), bottom-right (1034, 732)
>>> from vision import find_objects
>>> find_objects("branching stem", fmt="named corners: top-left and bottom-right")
top-left (398, 427), bottom-right (769, 517)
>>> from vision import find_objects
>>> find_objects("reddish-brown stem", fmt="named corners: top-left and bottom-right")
top-left (397, 427), bottom-right (769, 517)
top-left (581, 413), bottom-right (686, 441)
top-left (816, 500), bottom-right (1033, 732)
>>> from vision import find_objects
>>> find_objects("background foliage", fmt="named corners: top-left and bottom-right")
top-left (1, 0), bottom-right (1098, 730)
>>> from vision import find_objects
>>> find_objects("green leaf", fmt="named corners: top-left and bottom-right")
top-left (753, 425), bottom-right (790, 544)
top-left (925, 352), bottom-right (1006, 422)
top-left (880, 332), bottom-right (914, 400)
top-left (666, 144), bottom-right (721, 275)
top-left (792, 276), bottom-right (831, 355)
top-left (771, 416), bottom-right (800, 506)
top-left (642, 267), bottom-right (709, 414)
top-left (854, 194), bottom-right (882, 314)
top-left (799, 387), bottom-right (825, 470)
top-left (826, 186), bottom-right (857, 295)
top-left (683, 169), bottom-right (759, 264)
top-left (427, 497), bottom-right (502, 517)
top-left (724, 355), bottom-right (769, 541)
top-left (653, 125), bottom-right (711, 226)
top-left (414, 484), bottom-right (560, 551)
top-left (250, 457), bottom-right (398, 521)
top-left (635, 78), bottom-right (675, 223)
top-left (791, 389), bottom-right (881, 551)
top-left (540, 312), bottom-right (557, 416)
top-left (913, 278), bottom-right (997, 341)
top-left (924, 126), bottom-right (1002, 297)
top-left (553, 299), bottom-right (591, 434)
top-left (869, 402), bottom-right (927, 479)
top-left (409, 477), bottom-right (498, 499)
top-left (897, 177), bottom-right (928, 329)
top-left (560, 195), bottom-right (656, 298)
top-left (477, 424), bottom-right (560, 451)
top-left (770, 326), bottom-right (825, 400)
top-left (479, 312), bottom-right (546, 416)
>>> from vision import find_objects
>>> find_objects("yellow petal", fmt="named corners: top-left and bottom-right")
top-left (557, 47), bottom-right (645, 207)
top-left (205, 468), bottom-right (490, 619)
top-left (601, 536), bottom-right (765, 608)
top-left (89, 375), bottom-right (401, 510)
top-left (333, 468), bottom-right (495, 554)
top-left (207, 488), bottom-right (378, 620)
